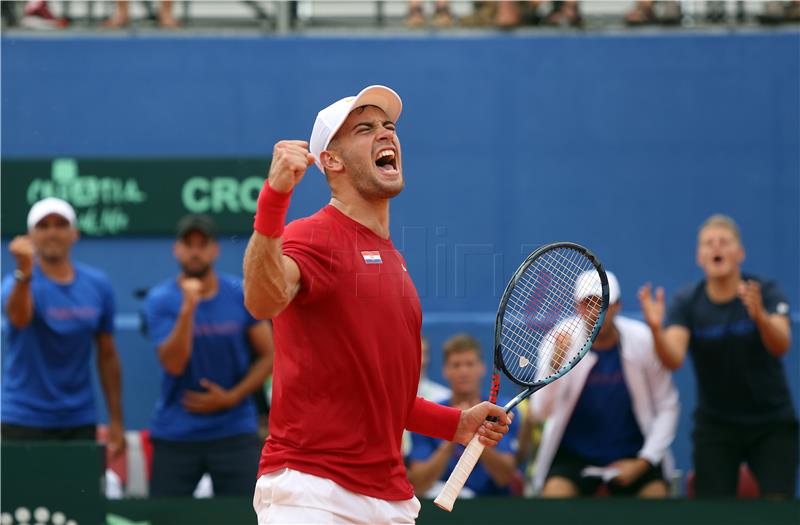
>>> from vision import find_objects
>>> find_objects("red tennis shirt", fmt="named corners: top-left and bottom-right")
top-left (258, 205), bottom-right (461, 500)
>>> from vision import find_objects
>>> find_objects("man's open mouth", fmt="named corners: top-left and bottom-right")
top-left (375, 149), bottom-right (397, 171)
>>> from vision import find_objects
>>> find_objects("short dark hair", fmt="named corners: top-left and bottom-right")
top-left (176, 214), bottom-right (217, 240)
top-left (443, 333), bottom-right (482, 363)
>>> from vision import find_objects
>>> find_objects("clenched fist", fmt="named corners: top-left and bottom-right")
top-left (9, 235), bottom-right (35, 275)
top-left (180, 278), bottom-right (203, 309)
top-left (268, 140), bottom-right (316, 193)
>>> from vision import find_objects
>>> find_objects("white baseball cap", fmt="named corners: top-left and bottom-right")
top-left (309, 85), bottom-right (403, 173)
top-left (574, 269), bottom-right (620, 305)
top-left (27, 197), bottom-right (77, 230)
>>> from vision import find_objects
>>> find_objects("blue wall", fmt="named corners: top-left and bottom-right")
top-left (2, 32), bottom-right (799, 492)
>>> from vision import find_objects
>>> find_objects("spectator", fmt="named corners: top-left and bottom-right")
top-left (639, 214), bottom-right (798, 498)
top-left (2, 198), bottom-right (124, 455)
top-left (142, 214), bottom-right (273, 497)
top-left (407, 334), bottom-right (519, 497)
top-left (758, 0), bottom-right (800, 24)
top-left (531, 271), bottom-right (679, 497)
top-left (460, 1), bottom-right (498, 27)
top-left (105, 0), bottom-right (179, 29)
top-left (624, 1), bottom-right (682, 26)
top-left (788, 0), bottom-right (800, 21)
top-left (19, 0), bottom-right (68, 29)
top-left (704, 0), bottom-right (727, 23)
top-left (542, 0), bottom-right (582, 26)
top-left (495, 1), bottom-right (580, 28)
top-left (406, 0), bottom-right (454, 28)
top-left (1, 0), bottom-right (19, 28)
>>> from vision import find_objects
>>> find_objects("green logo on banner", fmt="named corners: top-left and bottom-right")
top-left (2, 157), bottom-right (270, 237)
top-left (25, 159), bottom-right (148, 235)
top-left (181, 176), bottom-right (262, 214)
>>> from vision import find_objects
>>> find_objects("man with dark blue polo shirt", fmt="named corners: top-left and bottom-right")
top-left (143, 214), bottom-right (273, 497)
top-left (407, 334), bottom-right (519, 498)
top-left (639, 214), bottom-right (797, 498)
top-left (2, 197), bottom-right (125, 455)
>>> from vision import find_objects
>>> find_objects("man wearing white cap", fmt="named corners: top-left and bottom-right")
top-left (529, 271), bottom-right (679, 498)
top-left (2, 198), bottom-right (125, 455)
top-left (243, 86), bottom-right (512, 523)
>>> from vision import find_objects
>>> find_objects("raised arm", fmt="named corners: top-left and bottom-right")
top-left (243, 140), bottom-right (315, 320)
top-left (6, 235), bottom-right (35, 329)
top-left (243, 236), bottom-right (301, 320)
top-left (638, 283), bottom-right (690, 370)
top-left (157, 278), bottom-right (201, 375)
top-left (738, 280), bottom-right (791, 357)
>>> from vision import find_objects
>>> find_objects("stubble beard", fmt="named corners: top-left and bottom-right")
top-left (37, 243), bottom-right (69, 264)
top-left (350, 163), bottom-right (404, 200)
top-left (181, 263), bottom-right (212, 279)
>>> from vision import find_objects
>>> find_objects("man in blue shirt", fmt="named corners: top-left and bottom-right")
top-left (2, 198), bottom-right (125, 455)
top-left (143, 214), bottom-right (274, 497)
top-left (407, 334), bottom-right (519, 497)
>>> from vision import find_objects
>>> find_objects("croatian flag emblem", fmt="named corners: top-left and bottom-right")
top-left (361, 251), bottom-right (383, 264)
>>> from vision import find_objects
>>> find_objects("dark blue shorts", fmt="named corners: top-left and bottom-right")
top-left (150, 432), bottom-right (261, 497)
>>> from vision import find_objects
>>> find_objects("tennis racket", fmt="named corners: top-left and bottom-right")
top-left (434, 241), bottom-right (609, 511)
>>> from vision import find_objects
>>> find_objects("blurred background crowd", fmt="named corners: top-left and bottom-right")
top-left (2, 0), bottom-right (800, 31)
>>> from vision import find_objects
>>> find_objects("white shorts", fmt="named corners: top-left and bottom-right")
top-left (253, 468), bottom-right (421, 525)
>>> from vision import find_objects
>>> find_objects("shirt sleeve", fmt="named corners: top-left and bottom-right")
top-left (281, 217), bottom-right (338, 304)
top-left (142, 290), bottom-right (176, 347)
top-left (406, 396), bottom-right (461, 441)
top-left (97, 275), bottom-right (116, 335)
top-left (759, 279), bottom-right (791, 317)
top-left (665, 286), bottom-right (692, 329)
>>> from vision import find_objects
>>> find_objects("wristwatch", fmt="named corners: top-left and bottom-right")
top-left (13, 269), bottom-right (31, 284)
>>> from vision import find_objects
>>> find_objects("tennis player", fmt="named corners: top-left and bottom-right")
top-left (244, 85), bottom-right (512, 523)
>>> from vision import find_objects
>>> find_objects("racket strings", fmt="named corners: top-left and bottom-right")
top-left (500, 247), bottom-right (603, 386)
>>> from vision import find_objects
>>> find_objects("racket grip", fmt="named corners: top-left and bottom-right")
top-left (433, 434), bottom-right (486, 512)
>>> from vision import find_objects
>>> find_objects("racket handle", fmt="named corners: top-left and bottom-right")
top-left (433, 434), bottom-right (486, 512)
